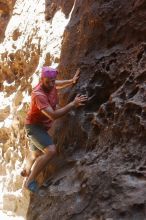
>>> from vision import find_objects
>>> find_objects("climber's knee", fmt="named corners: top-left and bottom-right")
top-left (44, 144), bottom-right (57, 158)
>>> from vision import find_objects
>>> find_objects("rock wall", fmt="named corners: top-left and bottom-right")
top-left (27, 0), bottom-right (146, 220)
top-left (0, 0), bottom-right (16, 42)
top-left (1, 0), bottom-right (146, 220)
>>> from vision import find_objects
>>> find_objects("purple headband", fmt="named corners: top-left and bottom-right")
top-left (41, 66), bottom-right (58, 78)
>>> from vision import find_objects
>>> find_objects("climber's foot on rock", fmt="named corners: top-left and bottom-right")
top-left (24, 179), bottom-right (39, 193)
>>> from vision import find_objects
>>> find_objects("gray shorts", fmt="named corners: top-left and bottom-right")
top-left (25, 124), bottom-right (54, 151)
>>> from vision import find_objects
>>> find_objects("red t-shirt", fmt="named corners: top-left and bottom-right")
top-left (25, 83), bottom-right (58, 130)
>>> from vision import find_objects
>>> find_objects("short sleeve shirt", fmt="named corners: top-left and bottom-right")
top-left (25, 84), bottom-right (58, 130)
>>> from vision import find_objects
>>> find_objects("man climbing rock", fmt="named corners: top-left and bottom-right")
top-left (22, 66), bottom-right (88, 192)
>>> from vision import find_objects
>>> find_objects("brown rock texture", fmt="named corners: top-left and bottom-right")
top-left (1, 0), bottom-right (146, 220)
top-left (27, 0), bottom-right (146, 220)
top-left (0, 0), bottom-right (16, 42)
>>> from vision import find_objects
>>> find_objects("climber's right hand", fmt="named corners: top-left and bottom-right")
top-left (73, 94), bottom-right (88, 107)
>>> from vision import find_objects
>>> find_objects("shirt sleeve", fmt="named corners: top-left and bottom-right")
top-left (34, 94), bottom-right (50, 110)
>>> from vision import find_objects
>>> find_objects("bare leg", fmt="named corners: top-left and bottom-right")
top-left (21, 150), bottom-right (42, 177)
top-left (25, 145), bottom-right (56, 186)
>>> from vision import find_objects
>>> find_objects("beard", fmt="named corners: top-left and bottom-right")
top-left (41, 84), bottom-right (53, 92)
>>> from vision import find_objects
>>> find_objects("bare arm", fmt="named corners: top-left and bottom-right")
top-left (41, 94), bottom-right (88, 120)
top-left (55, 79), bottom-right (73, 89)
top-left (55, 68), bottom-right (80, 90)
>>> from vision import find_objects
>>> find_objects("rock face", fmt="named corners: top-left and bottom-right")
top-left (27, 0), bottom-right (146, 220)
top-left (1, 0), bottom-right (146, 220)
top-left (0, 0), bottom-right (16, 42)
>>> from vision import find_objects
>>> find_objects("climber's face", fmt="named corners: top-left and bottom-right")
top-left (41, 77), bottom-right (56, 91)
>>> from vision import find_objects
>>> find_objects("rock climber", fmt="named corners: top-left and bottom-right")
top-left (22, 66), bottom-right (88, 192)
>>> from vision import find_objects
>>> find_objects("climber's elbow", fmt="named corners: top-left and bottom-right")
top-left (41, 107), bottom-right (56, 121)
